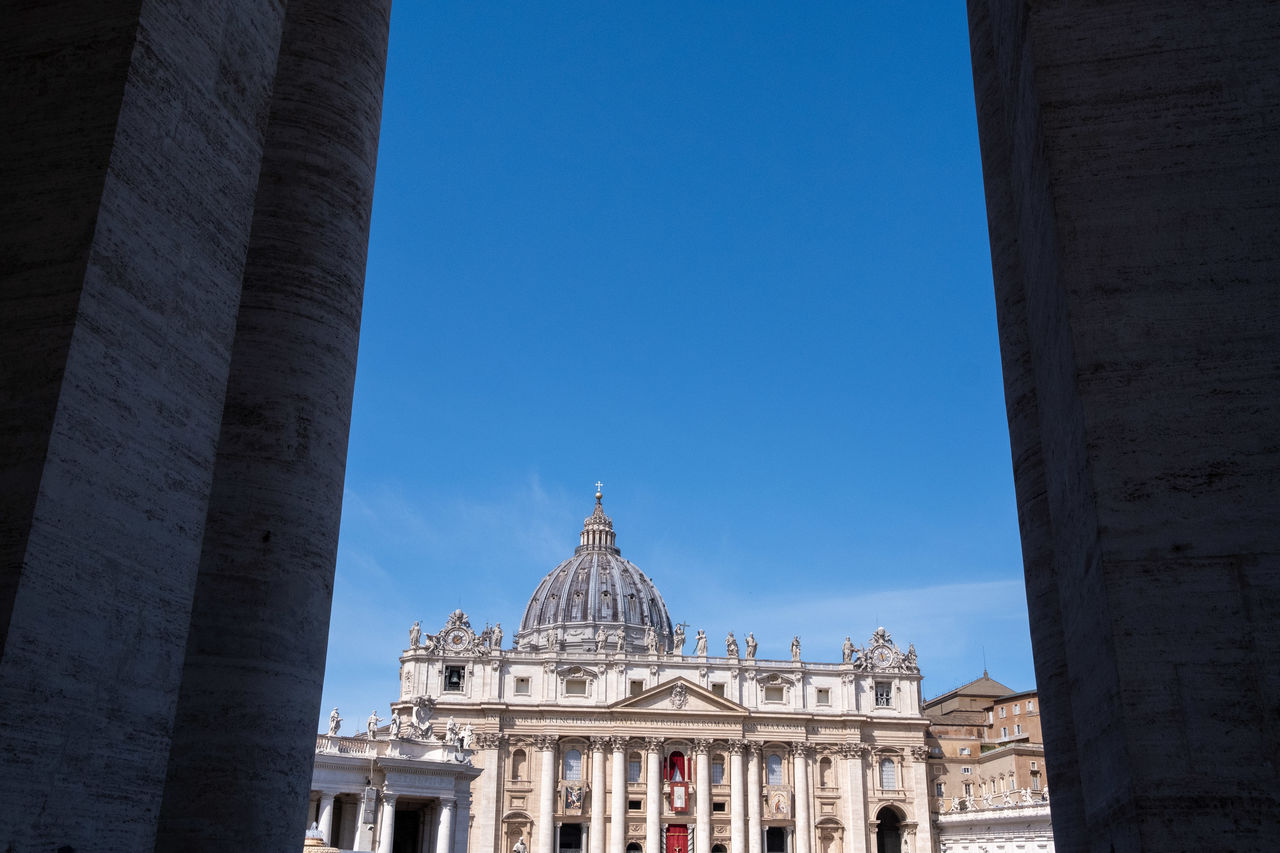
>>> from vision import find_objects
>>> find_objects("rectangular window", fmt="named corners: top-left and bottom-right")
top-left (514, 676), bottom-right (531, 696)
top-left (1013, 703), bottom-right (1021, 715)
top-left (1030, 761), bottom-right (1038, 770)
top-left (628, 799), bottom-right (643, 812)
top-left (444, 666), bottom-right (465, 692)
top-left (961, 767), bottom-right (972, 775)
top-left (816, 688), bottom-right (831, 705)
top-left (963, 782), bottom-right (972, 797)
top-left (711, 759), bottom-right (725, 785)
top-left (629, 680), bottom-right (644, 697)
top-left (712, 801), bottom-right (727, 813)
top-left (564, 678), bottom-right (587, 696)
top-left (1000, 727), bottom-right (1008, 738)
top-left (627, 758), bottom-right (642, 783)
top-left (1015, 724), bottom-right (1022, 735)
top-left (1032, 774), bottom-right (1042, 791)
top-left (764, 686), bottom-right (785, 702)
top-left (1027, 700), bottom-right (1036, 713)
top-left (959, 747), bottom-right (971, 756)
top-left (934, 782), bottom-right (944, 796)
top-left (999, 706), bottom-right (1007, 718)
top-left (711, 683), bottom-right (726, 698)
top-left (987, 710), bottom-right (993, 723)
top-left (874, 683), bottom-right (892, 707)
top-left (929, 746), bottom-right (942, 757)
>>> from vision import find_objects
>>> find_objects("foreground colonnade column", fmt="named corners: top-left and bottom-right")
top-left (435, 798), bottom-right (456, 853)
top-left (318, 792), bottom-right (336, 844)
top-left (377, 794), bottom-right (398, 853)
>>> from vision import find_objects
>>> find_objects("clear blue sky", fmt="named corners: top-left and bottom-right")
top-left (320, 2), bottom-right (1033, 733)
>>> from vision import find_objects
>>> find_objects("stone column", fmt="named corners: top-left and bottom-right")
top-left (609, 737), bottom-right (628, 853)
top-left (908, 747), bottom-right (931, 853)
top-left (377, 793), bottom-right (399, 853)
top-left (792, 745), bottom-right (812, 853)
top-left (645, 737), bottom-right (663, 853)
top-left (435, 798), bottom-right (456, 853)
top-left (453, 786), bottom-right (473, 853)
top-left (693, 739), bottom-right (712, 853)
top-left (473, 733), bottom-right (506, 853)
top-left (153, 1), bottom-right (392, 848)
top-left (747, 744), bottom-right (763, 853)
top-left (729, 741), bottom-right (746, 853)
top-left (590, 737), bottom-right (609, 853)
top-left (839, 744), bottom-right (868, 853)
top-left (537, 736), bottom-right (558, 853)
top-left (318, 792), bottom-right (336, 844)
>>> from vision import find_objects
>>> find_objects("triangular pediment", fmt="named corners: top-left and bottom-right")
top-left (609, 677), bottom-right (747, 714)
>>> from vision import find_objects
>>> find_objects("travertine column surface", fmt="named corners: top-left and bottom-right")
top-left (590, 737), bottom-right (608, 853)
top-left (473, 734), bottom-right (504, 853)
top-left (694, 740), bottom-right (712, 853)
top-left (840, 745), bottom-right (867, 853)
top-left (967, 0), bottom-right (1280, 849)
top-left (377, 794), bottom-right (399, 853)
top-left (153, 0), bottom-right (391, 849)
top-left (318, 793), bottom-right (336, 844)
top-left (0, 3), bottom-right (286, 850)
top-left (792, 746), bottom-right (812, 853)
top-left (729, 741), bottom-right (746, 853)
top-left (645, 738), bottom-right (663, 853)
top-left (537, 737), bottom-right (558, 853)
top-left (610, 738), bottom-right (627, 853)
top-left (746, 745), bottom-right (762, 853)
top-left (435, 798), bottom-right (455, 853)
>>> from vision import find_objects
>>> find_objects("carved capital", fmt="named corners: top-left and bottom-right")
top-left (588, 736), bottom-right (612, 753)
top-left (692, 738), bottom-right (713, 756)
top-left (839, 742), bottom-right (870, 759)
top-left (533, 735), bottom-right (558, 751)
top-left (727, 739), bottom-right (747, 755)
top-left (609, 735), bottom-right (630, 752)
top-left (543, 661), bottom-right (557, 673)
top-left (746, 741), bottom-right (763, 758)
top-left (472, 732), bottom-right (506, 750)
top-left (791, 742), bottom-right (816, 759)
top-left (910, 745), bottom-right (930, 762)
top-left (643, 737), bottom-right (664, 752)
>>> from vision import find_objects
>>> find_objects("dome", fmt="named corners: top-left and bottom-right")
top-left (515, 491), bottom-right (673, 654)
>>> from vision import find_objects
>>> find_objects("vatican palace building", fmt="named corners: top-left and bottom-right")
top-left (309, 492), bottom-right (933, 853)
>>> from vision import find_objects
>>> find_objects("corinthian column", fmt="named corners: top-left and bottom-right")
top-left (435, 798), bottom-right (455, 853)
top-left (839, 743), bottom-right (868, 853)
top-left (645, 737), bottom-right (663, 853)
top-left (472, 733), bottom-right (505, 853)
top-left (590, 737), bottom-right (609, 853)
top-left (536, 735), bottom-right (558, 853)
top-left (317, 792), bottom-right (336, 844)
top-left (729, 741), bottom-right (746, 853)
top-left (610, 737), bottom-right (628, 853)
top-left (377, 793), bottom-right (399, 853)
top-left (909, 746), bottom-right (933, 853)
top-left (693, 739), bottom-right (712, 853)
top-left (792, 745), bottom-right (813, 853)
top-left (746, 744), bottom-right (762, 853)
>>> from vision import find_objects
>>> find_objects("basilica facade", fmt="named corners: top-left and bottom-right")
top-left (315, 492), bottom-right (932, 853)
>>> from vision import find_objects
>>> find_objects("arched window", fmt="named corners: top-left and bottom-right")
top-left (818, 756), bottom-right (833, 787)
top-left (712, 846), bottom-right (728, 853)
top-left (627, 752), bottom-right (643, 783)
top-left (626, 845), bottom-right (643, 853)
top-left (511, 749), bottom-right (526, 781)
top-left (879, 757), bottom-right (897, 790)
top-left (711, 754), bottom-right (725, 785)
top-left (667, 750), bottom-right (687, 782)
top-left (766, 753), bottom-right (784, 785)
top-left (564, 749), bottom-right (583, 781)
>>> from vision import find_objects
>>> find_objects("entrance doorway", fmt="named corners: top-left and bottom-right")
top-left (559, 823), bottom-right (583, 853)
top-left (391, 809), bottom-right (421, 853)
top-left (665, 824), bottom-right (688, 853)
top-left (765, 827), bottom-right (787, 853)
top-left (875, 808), bottom-right (902, 853)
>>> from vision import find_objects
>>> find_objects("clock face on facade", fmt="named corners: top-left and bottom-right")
top-left (445, 628), bottom-right (468, 649)
top-left (871, 646), bottom-right (892, 668)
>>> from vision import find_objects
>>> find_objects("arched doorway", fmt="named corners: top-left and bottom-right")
top-left (875, 806), bottom-right (902, 853)
top-left (626, 843), bottom-right (643, 853)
